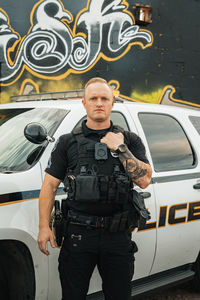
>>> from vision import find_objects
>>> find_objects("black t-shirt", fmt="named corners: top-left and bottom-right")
top-left (45, 121), bottom-right (149, 216)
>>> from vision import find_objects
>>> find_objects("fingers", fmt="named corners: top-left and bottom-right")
top-left (108, 132), bottom-right (123, 137)
top-left (116, 132), bottom-right (124, 137)
top-left (50, 233), bottom-right (56, 249)
top-left (103, 132), bottom-right (124, 142)
top-left (38, 238), bottom-right (49, 256)
top-left (104, 132), bottom-right (123, 138)
top-left (37, 228), bottom-right (55, 256)
top-left (101, 132), bottom-right (124, 150)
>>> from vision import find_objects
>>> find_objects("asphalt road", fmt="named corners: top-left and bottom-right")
top-left (134, 281), bottom-right (200, 300)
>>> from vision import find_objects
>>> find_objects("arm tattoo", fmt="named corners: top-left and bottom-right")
top-left (119, 148), bottom-right (147, 180)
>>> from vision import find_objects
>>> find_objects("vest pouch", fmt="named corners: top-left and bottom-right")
top-left (108, 178), bottom-right (117, 202)
top-left (99, 176), bottom-right (109, 202)
top-left (131, 190), bottom-right (151, 220)
top-left (63, 175), bottom-right (75, 199)
top-left (115, 175), bottom-right (130, 204)
top-left (75, 175), bottom-right (100, 202)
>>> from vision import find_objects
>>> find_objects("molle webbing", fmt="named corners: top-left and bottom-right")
top-left (63, 125), bottom-right (132, 204)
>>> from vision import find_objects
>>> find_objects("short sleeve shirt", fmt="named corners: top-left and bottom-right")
top-left (45, 121), bottom-right (149, 215)
top-left (46, 121), bottom-right (149, 180)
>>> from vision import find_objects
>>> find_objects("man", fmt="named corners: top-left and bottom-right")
top-left (38, 77), bottom-right (152, 300)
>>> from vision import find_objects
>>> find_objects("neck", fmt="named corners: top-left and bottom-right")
top-left (86, 119), bottom-right (111, 130)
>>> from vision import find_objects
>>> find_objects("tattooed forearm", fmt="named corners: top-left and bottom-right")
top-left (119, 148), bottom-right (147, 181)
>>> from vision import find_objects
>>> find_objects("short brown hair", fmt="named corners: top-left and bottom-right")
top-left (84, 77), bottom-right (112, 92)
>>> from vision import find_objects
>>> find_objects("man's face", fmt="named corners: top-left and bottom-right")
top-left (82, 82), bottom-right (114, 123)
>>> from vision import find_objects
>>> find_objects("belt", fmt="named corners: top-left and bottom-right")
top-left (67, 209), bottom-right (130, 232)
top-left (68, 210), bottom-right (112, 229)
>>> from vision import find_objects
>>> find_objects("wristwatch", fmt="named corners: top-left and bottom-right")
top-left (116, 143), bottom-right (127, 154)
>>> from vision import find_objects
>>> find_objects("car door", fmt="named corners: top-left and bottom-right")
top-left (136, 110), bottom-right (200, 275)
top-left (111, 105), bottom-right (157, 281)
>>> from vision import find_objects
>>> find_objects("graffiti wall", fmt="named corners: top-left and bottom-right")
top-left (0, 0), bottom-right (200, 108)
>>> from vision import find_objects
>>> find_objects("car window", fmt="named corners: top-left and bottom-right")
top-left (189, 116), bottom-right (200, 135)
top-left (74, 111), bottom-right (129, 130)
top-left (138, 113), bottom-right (195, 172)
top-left (0, 108), bottom-right (69, 172)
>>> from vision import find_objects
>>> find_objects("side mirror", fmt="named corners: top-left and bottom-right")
top-left (24, 122), bottom-right (55, 144)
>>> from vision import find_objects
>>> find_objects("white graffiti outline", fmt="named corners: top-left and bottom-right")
top-left (0, 0), bottom-right (153, 84)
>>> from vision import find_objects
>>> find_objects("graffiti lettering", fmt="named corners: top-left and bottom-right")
top-left (0, 0), bottom-right (153, 84)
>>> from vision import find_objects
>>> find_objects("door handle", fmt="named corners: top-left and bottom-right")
top-left (139, 192), bottom-right (151, 199)
top-left (193, 183), bottom-right (200, 190)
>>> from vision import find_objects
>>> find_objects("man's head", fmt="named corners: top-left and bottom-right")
top-left (82, 77), bottom-right (114, 128)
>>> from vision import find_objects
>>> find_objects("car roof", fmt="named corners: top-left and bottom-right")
top-left (0, 99), bottom-right (200, 116)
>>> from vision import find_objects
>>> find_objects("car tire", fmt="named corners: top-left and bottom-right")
top-left (0, 240), bottom-right (35, 300)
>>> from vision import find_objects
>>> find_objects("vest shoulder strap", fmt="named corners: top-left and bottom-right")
top-left (72, 125), bottom-right (125, 136)
top-left (71, 125), bottom-right (131, 147)
top-left (112, 125), bottom-right (124, 133)
top-left (72, 126), bottom-right (82, 135)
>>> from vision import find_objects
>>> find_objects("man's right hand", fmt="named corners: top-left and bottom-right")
top-left (38, 173), bottom-right (61, 255)
top-left (37, 227), bottom-right (56, 255)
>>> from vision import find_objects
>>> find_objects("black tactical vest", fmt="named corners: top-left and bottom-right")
top-left (63, 125), bottom-right (133, 205)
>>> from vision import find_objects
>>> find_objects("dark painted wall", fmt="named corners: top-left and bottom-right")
top-left (0, 0), bottom-right (199, 108)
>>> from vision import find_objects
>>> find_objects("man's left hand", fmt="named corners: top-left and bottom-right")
top-left (100, 132), bottom-right (124, 151)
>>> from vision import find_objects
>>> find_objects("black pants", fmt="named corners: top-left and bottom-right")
top-left (58, 223), bottom-right (137, 300)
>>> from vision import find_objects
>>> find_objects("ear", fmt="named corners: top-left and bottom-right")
top-left (82, 98), bottom-right (86, 107)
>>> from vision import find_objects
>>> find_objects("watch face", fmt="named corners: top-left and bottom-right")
top-left (118, 143), bottom-right (127, 153)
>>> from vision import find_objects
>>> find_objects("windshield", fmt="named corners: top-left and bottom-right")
top-left (0, 108), bottom-right (69, 172)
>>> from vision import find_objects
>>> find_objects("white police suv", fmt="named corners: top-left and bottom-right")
top-left (0, 99), bottom-right (200, 299)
